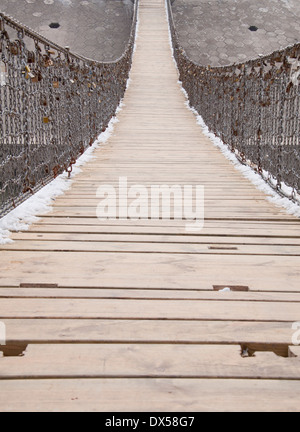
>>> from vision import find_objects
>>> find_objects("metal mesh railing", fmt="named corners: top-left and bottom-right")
top-left (0, 0), bottom-right (138, 218)
top-left (167, 0), bottom-right (300, 202)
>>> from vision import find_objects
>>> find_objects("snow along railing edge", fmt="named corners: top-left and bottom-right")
top-left (0, 0), bottom-right (139, 218)
top-left (166, 0), bottom-right (300, 204)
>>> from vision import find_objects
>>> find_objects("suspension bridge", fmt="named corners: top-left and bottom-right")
top-left (0, 0), bottom-right (300, 412)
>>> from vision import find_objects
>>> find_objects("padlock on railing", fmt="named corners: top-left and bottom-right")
top-left (31, 69), bottom-right (42, 83)
top-left (27, 51), bottom-right (35, 64)
top-left (9, 41), bottom-right (20, 55)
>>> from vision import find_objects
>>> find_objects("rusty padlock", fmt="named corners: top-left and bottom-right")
top-left (31, 70), bottom-right (43, 83)
top-left (9, 41), bottom-right (19, 55)
top-left (43, 55), bottom-right (53, 67)
top-left (27, 51), bottom-right (35, 64)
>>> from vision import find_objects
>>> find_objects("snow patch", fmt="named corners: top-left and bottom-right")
top-left (133, 2), bottom-right (140, 55)
top-left (219, 287), bottom-right (231, 293)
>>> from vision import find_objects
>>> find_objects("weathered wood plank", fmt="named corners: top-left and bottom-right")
top-left (0, 378), bottom-right (299, 412)
top-left (0, 298), bottom-right (299, 321)
top-left (0, 250), bottom-right (299, 292)
top-left (1, 234), bottom-right (300, 251)
top-left (0, 319), bottom-right (295, 345)
top-left (45, 208), bottom-right (292, 219)
top-left (1, 287), bottom-right (300, 302)
top-left (24, 224), bottom-right (300, 238)
top-left (10, 232), bottom-right (300, 246)
top-left (1, 344), bottom-right (300, 380)
top-left (2, 239), bottom-right (300, 256)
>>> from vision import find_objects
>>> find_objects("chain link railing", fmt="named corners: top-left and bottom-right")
top-left (167, 0), bottom-right (300, 203)
top-left (0, 0), bottom-right (138, 218)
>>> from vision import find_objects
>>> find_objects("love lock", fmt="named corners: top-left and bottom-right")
top-left (24, 65), bottom-right (35, 80)
top-left (31, 70), bottom-right (42, 83)
top-left (9, 41), bottom-right (19, 55)
top-left (27, 51), bottom-right (35, 64)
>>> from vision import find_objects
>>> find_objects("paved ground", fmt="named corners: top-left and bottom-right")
top-left (1, 0), bottom-right (299, 65)
top-left (172, 0), bottom-right (300, 66)
top-left (0, 0), bottom-right (134, 62)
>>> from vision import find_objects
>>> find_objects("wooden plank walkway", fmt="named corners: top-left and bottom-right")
top-left (0, 0), bottom-right (300, 412)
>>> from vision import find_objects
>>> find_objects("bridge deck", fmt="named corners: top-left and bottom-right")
top-left (0, 0), bottom-right (300, 412)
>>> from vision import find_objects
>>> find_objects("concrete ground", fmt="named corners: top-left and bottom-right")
top-left (0, 0), bottom-right (134, 62)
top-left (1, 0), bottom-right (299, 66)
top-left (171, 0), bottom-right (300, 66)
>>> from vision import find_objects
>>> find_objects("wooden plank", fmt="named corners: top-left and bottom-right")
top-left (0, 250), bottom-right (299, 292)
top-left (0, 298), bottom-right (299, 321)
top-left (52, 198), bottom-right (274, 207)
top-left (30, 216), bottom-right (300, 227)
top-left (45, 208), bottom-right (291, 219)
top-left (1, 239), bottom-right (300, 256)
top-left (1, 287), bottom-right (300, 302)
top-left (1, 344), bottom-right (300, 380)
top-left (0, 378), bottom-right (299, 412)
top-left (1, 319), bottom-right (295, 345)
top-left (24, 224), bottom-right (300, 238)
top-left (10, 232), bottom-right (300, 246)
